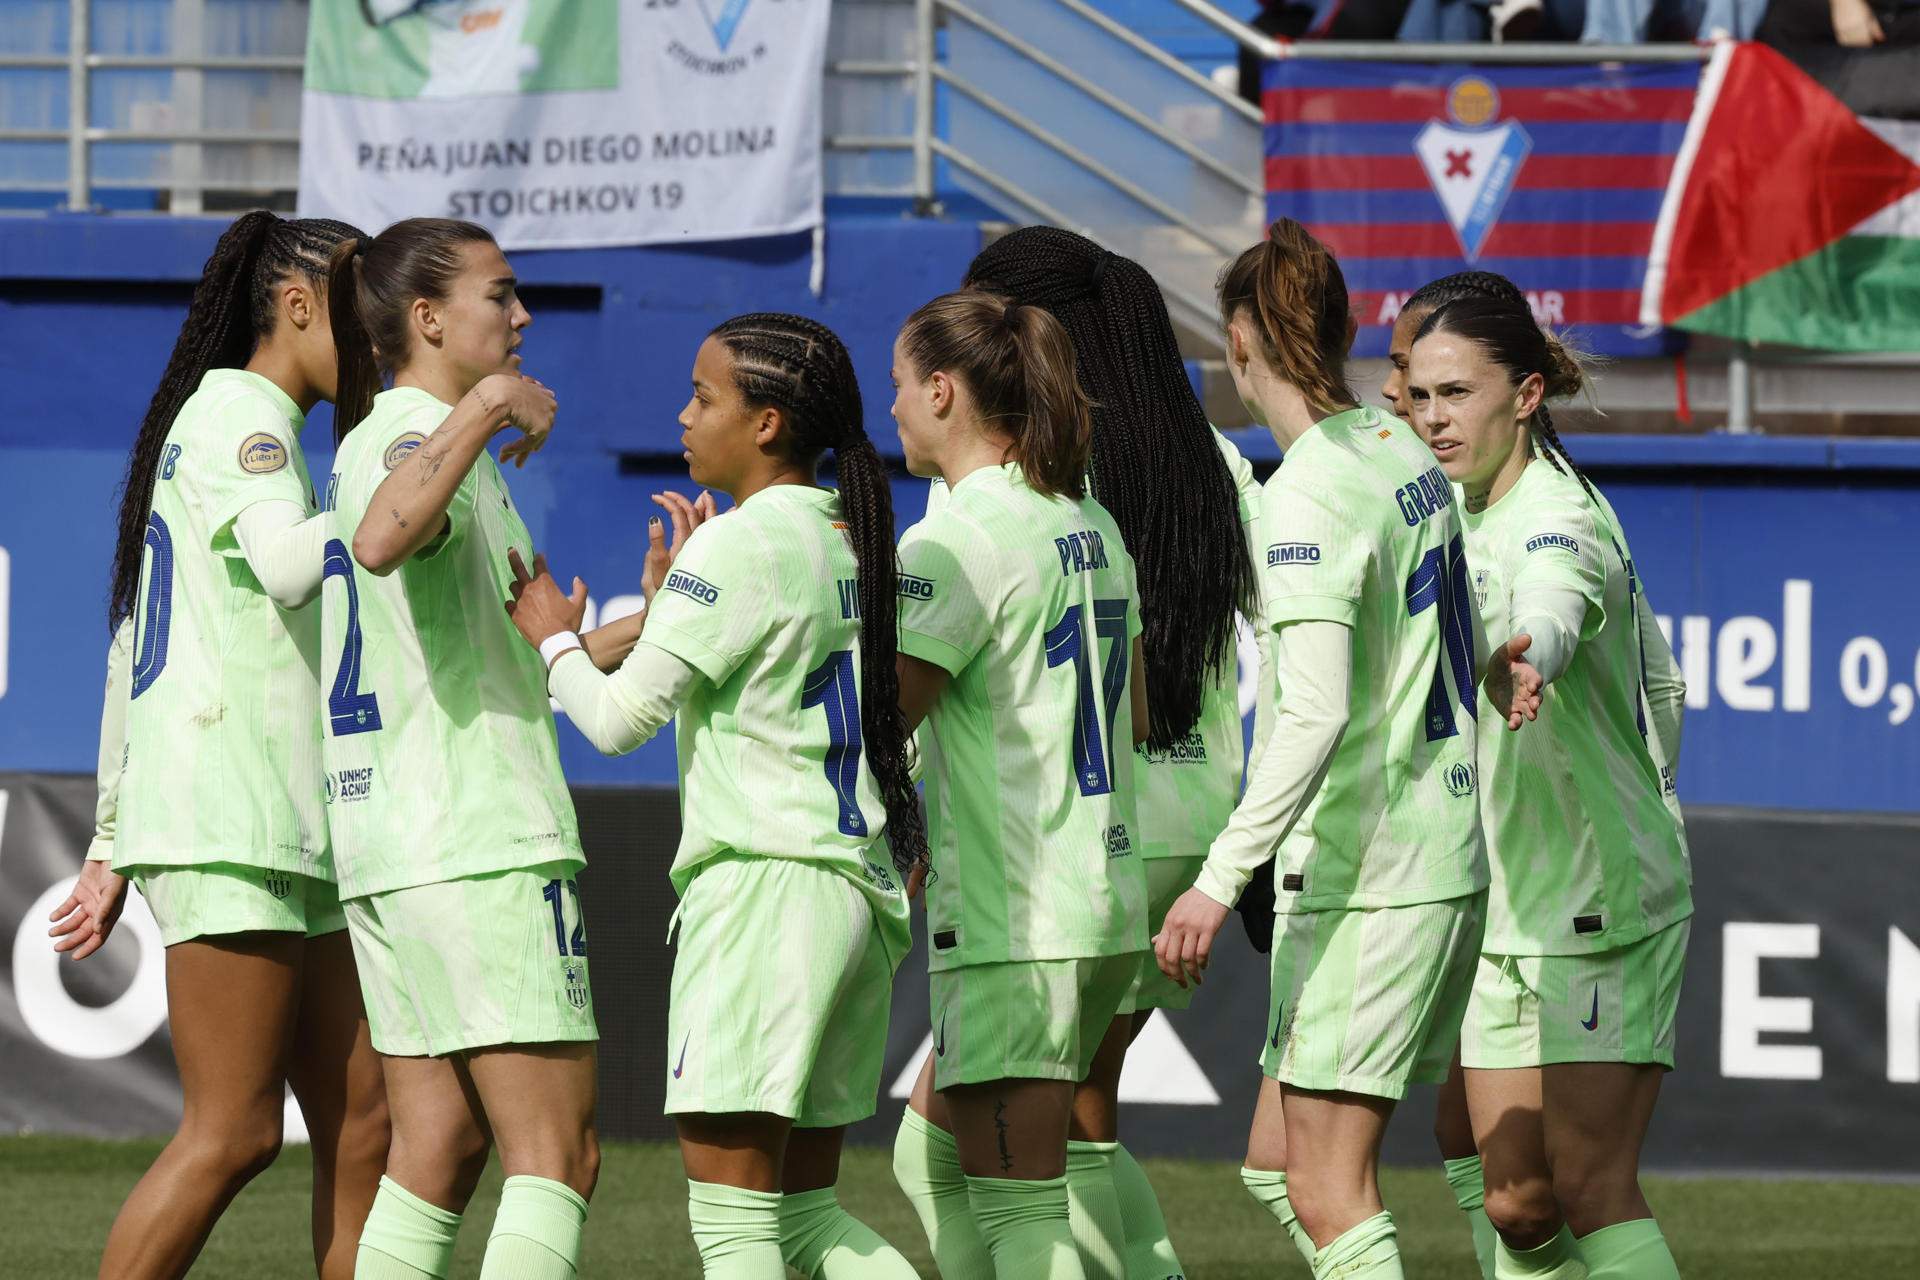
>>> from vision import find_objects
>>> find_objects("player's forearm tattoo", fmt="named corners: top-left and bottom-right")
top-left (390, 507), bottom-right (408, 529)
top-left (413, 441), bottom-right (448, 488)
top-left (994, 1099), bottom-right (1014, 1173)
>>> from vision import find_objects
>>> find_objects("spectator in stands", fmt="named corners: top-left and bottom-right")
top-left (1758, 0), bottom-right (1920, 45)
top-left (1493, 0), bottom-right (1765, 42)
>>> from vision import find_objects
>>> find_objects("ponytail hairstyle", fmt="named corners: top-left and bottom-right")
top-left (708, 313), bottom-right (929, 877)
top-left (897, 290), bottom-right (1093, 500)
top-left (1217, 217), bottom-right (1358, 417)
top-left (1412, 293), bottom-right (1597, 503)
top-left (108, 211), bottom-right (362, 632)
top-left (964, 227), bottom-right (1256, 748)
top-left (327, 216), bottom-right (497, 439)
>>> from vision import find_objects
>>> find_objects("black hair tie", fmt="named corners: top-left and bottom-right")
top-left (1088, 251), bottom-right (1112, 292)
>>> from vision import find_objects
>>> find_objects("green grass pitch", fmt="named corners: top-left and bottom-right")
top-left (5, 1136), bottom-right (1913, 1277)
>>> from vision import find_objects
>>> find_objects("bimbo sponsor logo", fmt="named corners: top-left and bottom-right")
top-left (1267, 542), bottom-right (1322, 567)
top-left (897, 573), bottom-right (935, 601)
top-left (664, 570), bottom-right (720, 606)
top-left (1526, 533), bottom-right (1580, 555)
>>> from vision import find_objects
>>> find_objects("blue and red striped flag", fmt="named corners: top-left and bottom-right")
top-left (1263, 59), bottom-right (1704, 357)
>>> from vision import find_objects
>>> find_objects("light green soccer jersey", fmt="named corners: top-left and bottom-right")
top-left (1130, 428), bottom-right (1267, 859)
top-left (1259, 405), bottom-right (1486, 912)
top-left (898, 463), bottom-right (1148, 972)
top-left (116, 369), bottom-right (327, 879)
top-left (643, 484), bottom-right (912, 965)
top-left (1461, 458), bottom-right (1692, 955)
top-left (320, 387), bottom-right (581, 899)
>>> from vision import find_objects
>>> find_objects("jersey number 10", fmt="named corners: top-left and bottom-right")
top-left (801, 650), bottom-right (867, 838)
top-left (1045, 599), bottom-right (1131, 796)
top-left (1404, 535), bottom-right (1478, 742)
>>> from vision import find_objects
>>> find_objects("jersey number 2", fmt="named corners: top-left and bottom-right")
top-left (801, 650), bottom-right (868, 837)
top-left (1044, 599), bottom-right (1130, 796)
top-left (322, 538), bottom-right (383, 736)
top-left (1404, 535), bottom-right (1478, 741)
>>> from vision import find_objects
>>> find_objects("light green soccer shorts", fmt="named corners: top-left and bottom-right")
top-left (1263, 891), bottom-right (1485, 1100)
top-left (344, 861), bottom-right (597, 1058)
top-left (930, 950), bottom-right (1142, 1090)
top-left (1462, 917), bottom-right (1691, 1070)
top-left (666, 854), bottom-right (900, 1128)
top-left (1120, 856), bottom-right (1208, 1016)
top-left (133, 862), bottom-right (347, 947)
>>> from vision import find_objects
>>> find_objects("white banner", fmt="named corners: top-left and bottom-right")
top-left (296, 0), bottom-right (829, 250)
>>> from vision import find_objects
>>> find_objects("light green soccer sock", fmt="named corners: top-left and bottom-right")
top-left (1112, 1142), bottom-right (1186, 1279)
top-left (1240, 1166), bottom-right (1317, 1267)
top-left (965, 1174), bottom-right (1088, 1280)
top-left (687, 1180), bottom-right (785, 1280)
top-left (477, 1175), bottom-right (589, 1279)
top-left (1577, 1218), bottom-right (1681, 1280)
top-left (891, 1107), bottom-right (994, 1280)
top-left (1495, 1224), bottom-right (1588, 1279)
top-left (1064, 1139), bottom-right (1125, 1280)
top-left (1443, 1155), bottom-right (1499, 1280)
top-left (778, 1184), bottom-right (918, 1278)
top-left (355, 1175), bottom-right (463, 1280)
top-left (1312, 1211), bottom-right (1404, 1280)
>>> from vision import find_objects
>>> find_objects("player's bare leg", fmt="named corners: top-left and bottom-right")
top-left (945, 1076), bottom-right (1086, 1279)
top-left (96, 933), bottom-right (304, 1280)
top-left (1279, 1085), bottom-right (1402, 1273)
top-left (1237, 1074), bottom-right (1315, 1266)
top-left (1436, 1052), bottom-right (1496, 1279)
top-left (463, 1043), bottom-right (598, 1277)
top-left (1542, 1062), bottom-right (1679, 1277)
top-left (1064, 1015), bottom-right (1131, 1279)
top-left (676, 1111), bottom-right (789, 1278)
top-left (353, 1053), bottom-right (490, 1279)
top-left (284, 930), bottom-right (389, 1280)
top-left (779, 1124), bottom-right (918, 1278)
top-left (1467, 1064), bottom-right (1591, 1276)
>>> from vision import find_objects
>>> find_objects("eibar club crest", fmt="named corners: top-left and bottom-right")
top-left (697, 0), bottom-right (752, 51)
top-left (1413, 76), bottom-right (1531, 262)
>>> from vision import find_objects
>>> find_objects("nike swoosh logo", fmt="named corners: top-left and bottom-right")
top-left (672, 1034), bottom-right (689, 1079)
top-left (935, 1014), bottom-right (947, 1058)
top-left (1581, 985), bottom-right (1600, 1032)
top-left (1270, 1005), bottom-right (1283, 1050)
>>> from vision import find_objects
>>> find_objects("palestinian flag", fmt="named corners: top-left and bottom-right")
top-left (1640, 41), bottom-right (1920, 352)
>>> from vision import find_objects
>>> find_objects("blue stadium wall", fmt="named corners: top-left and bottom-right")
top-left (2, 215), bottom-right (1918, 1172)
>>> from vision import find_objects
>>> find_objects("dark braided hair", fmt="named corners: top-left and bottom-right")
top-left (709, 313), bottom-right (929, 878)
top-left (965, 227), bottom-right (1256, 749)
top-left (108, 211), bottom-right (362, 632)
top-left (1403, 269), bottom-right (1526, 315)
top-left (1412, 292), bottom-right (1598, 504)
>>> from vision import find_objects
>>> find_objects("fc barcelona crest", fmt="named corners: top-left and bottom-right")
top-left (1414, 76), bottom-right (1531, 262)
top-left (264, 871), bottom-right (293, 901)
top-left (564, 963), bottom-right (589, 1011)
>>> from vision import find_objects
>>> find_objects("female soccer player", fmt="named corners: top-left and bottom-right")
top-left (892, 228), bottom-right (1261, 1280)
top-left (320, 217), bottom-right (594, 1280)
top-left (888, 288), bottom-right (1149, 1280)
top-left (1383, 269), bottom-right (1541, 1280)
top-left (1405, 293), bottom-right (1691, 1280)
top-left (46, 210), bottom-right (389, 1280)
top-left (1155, 218), bottom-right (1516, 1280)
top-left (505, 312), bottom-right (924, 1280)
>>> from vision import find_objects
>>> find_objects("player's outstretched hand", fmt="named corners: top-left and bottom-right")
top-left (641, 490), bottom-right (716, 605)
top-left (47, 860), bottom-right (129, 961)
top-left (1485, 632), bottom-right (1545, 731)
top-left (506, 548), bottom-right (587, 651)
top-left (1154, 886), bottom-right (1231, 989)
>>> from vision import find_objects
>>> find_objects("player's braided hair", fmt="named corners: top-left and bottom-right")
top-left (965, 227), bottom-right (1256, 749)
top-left (709, 313), bottom-right (929, 879)
top-left (327, 217), bottom-right (497, 440)
top-left (108, 211), bottom-right (361, 633)
top-left (1217, 217), bottom-right (1358, 417)
top-left (1404, 269), bottom-right (1527, 315)
top-left (1413, 293), bottom-right (1598, 505)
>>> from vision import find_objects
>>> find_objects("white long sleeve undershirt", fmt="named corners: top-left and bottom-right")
top-left (1507, 578), bottom-right (1591, 686)
top-left (548, 641), bottom-right (701, 756)
top-left (1193, 618), bottom-right (1351, 909)
top-left (86, 619), bottom-right (133, 863)
top-left (233, 500), bottom-right (328, 611)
